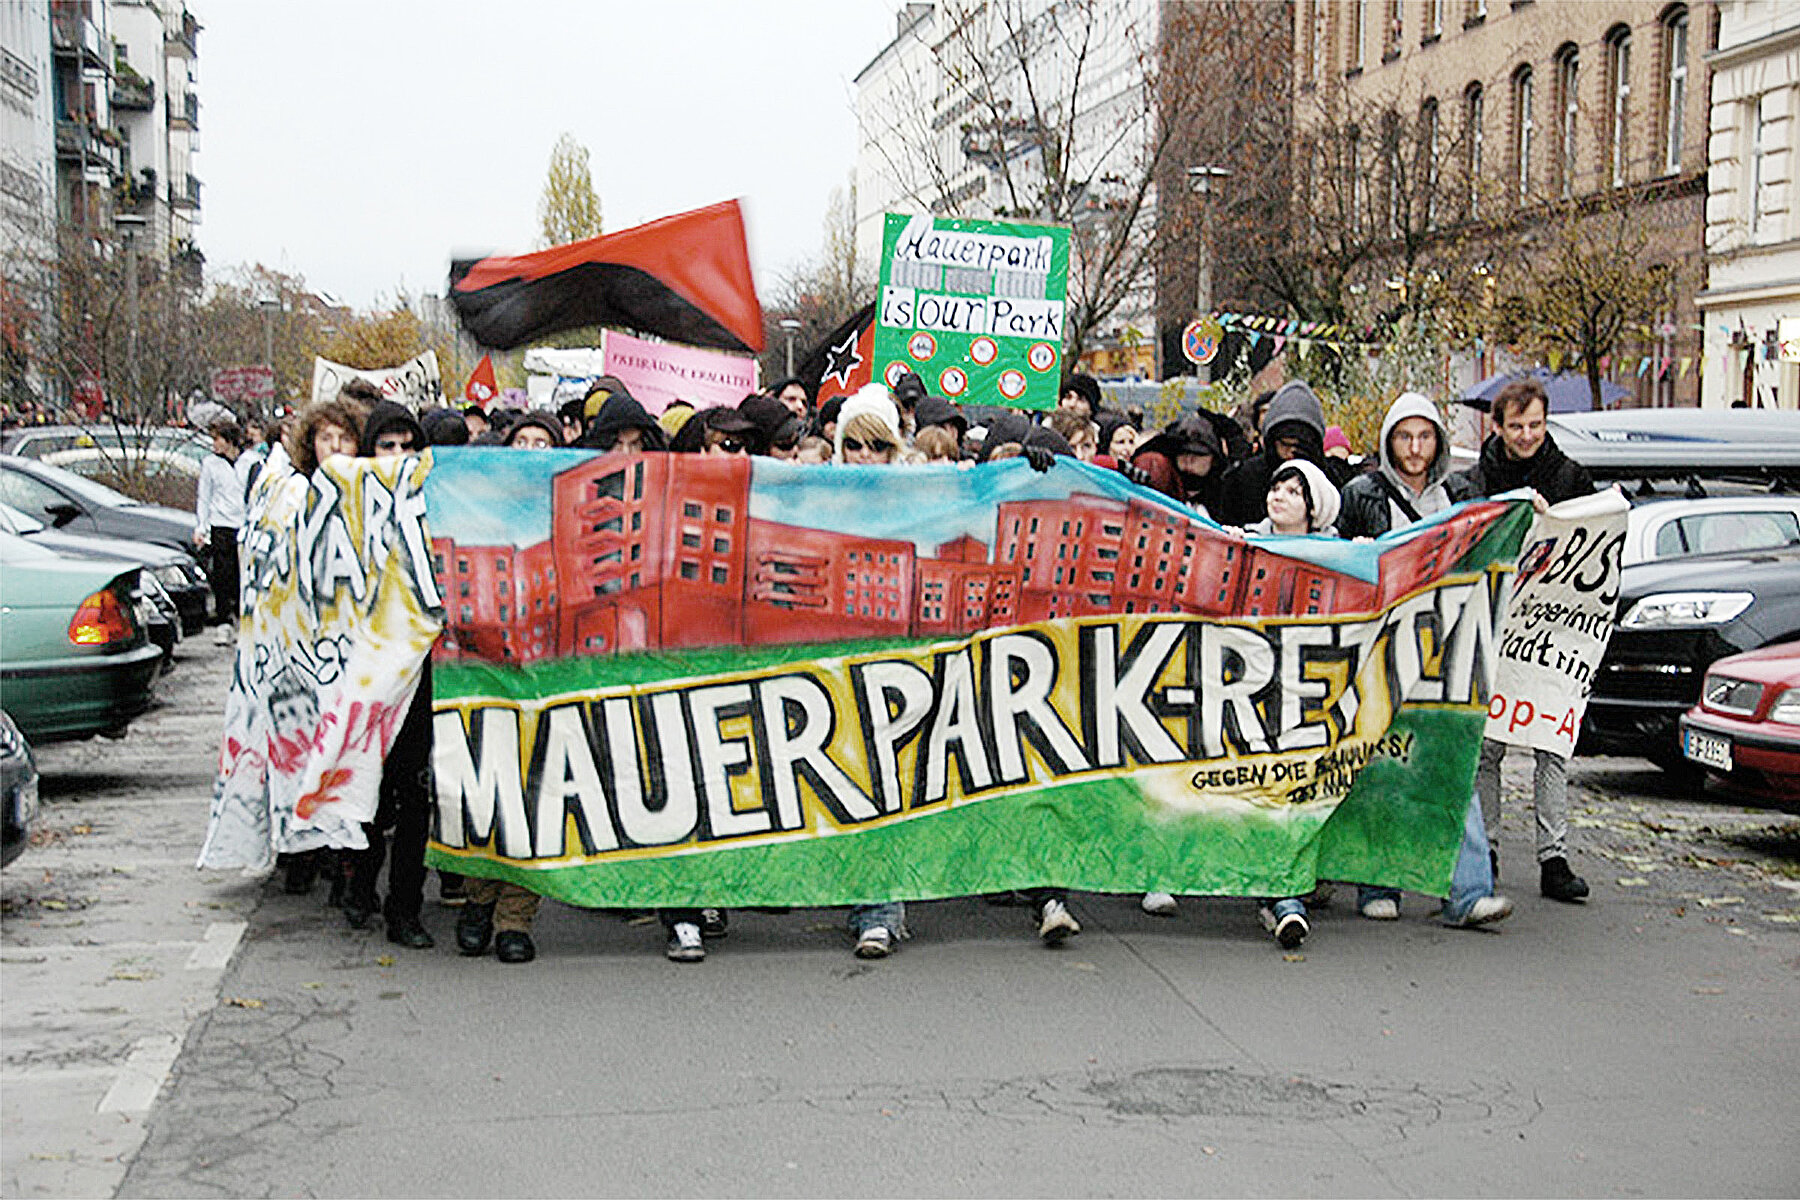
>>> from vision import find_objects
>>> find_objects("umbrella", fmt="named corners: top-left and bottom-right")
top-left (1460, 367), bottom-right (1631, 413)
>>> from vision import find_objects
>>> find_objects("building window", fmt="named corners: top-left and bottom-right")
top-left (714, 506), bottom-right (730, 524)
top-left (1309, 0), bottom-right (1326, 86)
top-left (711, 565), bottom-right (728, 584)
top-left (1350, 0), bottom-right (1367, 71)
top-left (1749, 93), bottom-right (1772, 237)
top-left (1465, 83), bottom-right (1484, 217)
top-left (1556, 45), bottom-right (1579, 199)
top-left (1608, 25), bottom-right (1632, 188)
top-left (1428, 0), bottom-right (1445, 39)
top-left (1513, 66), bottom-right (1534, 203)
top-left (680, 560), bottom-right (698, 580)
top-left (1384, 0), bottom-right (1402, 59)
top-left (1420, 98), bottom-right (1441, 228)
top-left (683, 501), bottom-right (702, 519)
top-left (1662, 7), bottom-right (1688, 174)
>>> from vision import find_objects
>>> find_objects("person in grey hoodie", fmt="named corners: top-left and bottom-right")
top-left (1337, 391), bottom-right (1514, 930)
top-left (1216, 381), bottom-right (1353, 526)
top-left (1337, 391), bottom-right (1453, 539)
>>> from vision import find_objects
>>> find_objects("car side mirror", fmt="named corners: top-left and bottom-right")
top-left (44, 502), bottom-right (79, 527)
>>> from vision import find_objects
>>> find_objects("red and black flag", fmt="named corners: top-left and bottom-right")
top-left (448, 199), bottom-right (765, 354)
top-left (795, 301), bottom-right (876, 409)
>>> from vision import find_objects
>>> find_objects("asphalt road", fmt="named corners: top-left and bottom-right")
top-left (3, 637), bottom-right (1796, 1198)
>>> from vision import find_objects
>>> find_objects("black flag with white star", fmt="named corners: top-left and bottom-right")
top-left (794, 302), bottom-right (876, 409)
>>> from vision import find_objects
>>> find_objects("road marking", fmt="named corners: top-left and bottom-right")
top-left (184, 921), bottom-right (246, 971)
top-left (2, 940), bottom-right (198, 960)
top-left (97, 1033), bottom-right (180, 1113)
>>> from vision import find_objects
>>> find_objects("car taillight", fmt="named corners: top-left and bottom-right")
top-left (68, 588), bottom-right (136, 645)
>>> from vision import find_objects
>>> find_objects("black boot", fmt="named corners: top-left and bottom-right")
top-left (283, 851), bottom-right (320, 895)
top-left (1540, 856), bottom-right (1590, 903)
top-left (455, 902), bottom-right (495, 956)
top-left (344, 889), bottom-right (379, 930)
top-left (385, 914), bottom-right (435, 949)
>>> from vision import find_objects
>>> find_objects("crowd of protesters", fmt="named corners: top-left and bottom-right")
top-left (249, 365), bottom-right (1591, 965)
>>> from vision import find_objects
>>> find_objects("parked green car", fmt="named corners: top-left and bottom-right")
top-left (0, 531), bottom-right (164, 744)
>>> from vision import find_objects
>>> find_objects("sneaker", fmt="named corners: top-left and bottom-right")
top-left (212, 624), bottom-right (235, 646)
top-left (1446, 895), bottom-right (1514, 928)
top-left (853, 927), bottom-right (893, 959)
top-left (1260, 906), bottom-right (1309, 949)
top-left (699, 908), bottom-right (729, 938)
top-left (1037, 898), bottom-right (1080, 944)
top-left (1359, 897), bottom-right (1400, 921)
top-left (1141, 891), bottom-right (1178, 916)
top-left (1539, 856), bottom-right (1590, 903)
top-left (666, 922), bottom-right (705, 962)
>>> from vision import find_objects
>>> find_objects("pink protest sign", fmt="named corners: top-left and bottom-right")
top-left (601, 329), bottom-right (759, 414)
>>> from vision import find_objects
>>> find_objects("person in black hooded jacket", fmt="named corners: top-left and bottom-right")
top-left (342, 401), bottom-right (436, 949)
top-left (1215, 381), bottom-right (1353, 525)
top-left (578, 391), bottom-right (668, 453)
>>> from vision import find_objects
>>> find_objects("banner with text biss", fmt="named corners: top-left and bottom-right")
top-left (1485, 489), bottom-right (1629, 758)
top-left (422, 447), bottom-right (1534, 907)
top-left (874, 212), bottom-right (1070, 411)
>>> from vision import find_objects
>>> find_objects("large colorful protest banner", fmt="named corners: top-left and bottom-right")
top-left (198, 449), bottom-right (444, 870)
top-left (311, 352), bottom-right (444, 409)
top-left (1484, 490), bottom-right (1629, 758)
top-left (875, 213), bottom-right (1071, 411)
top-left (421, 448), bottom-right (1533, 907)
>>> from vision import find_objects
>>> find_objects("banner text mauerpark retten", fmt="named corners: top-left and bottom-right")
top-left (419, 449), bottom-right (1534, 908)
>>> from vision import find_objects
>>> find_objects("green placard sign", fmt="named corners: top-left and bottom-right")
top-left (874, 212), bottom-right (1071, 411)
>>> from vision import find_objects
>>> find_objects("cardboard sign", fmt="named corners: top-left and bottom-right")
top-left (874, 213), bottom-right (1071, 411)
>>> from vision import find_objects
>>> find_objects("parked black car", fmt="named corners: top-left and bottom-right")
top-left (1581, 546), bottom-right (1800, 774)
top-left (0, 455), bottom-right (198, 560)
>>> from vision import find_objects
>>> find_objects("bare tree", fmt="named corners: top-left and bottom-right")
top-left (857, 0), bottom-right (1221, 362)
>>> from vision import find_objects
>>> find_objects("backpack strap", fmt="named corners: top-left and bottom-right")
top-left (1373, 473), bottom-right (1424, 526)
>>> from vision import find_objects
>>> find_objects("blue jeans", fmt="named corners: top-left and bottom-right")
top-left (848, 902), bottom-right (903, 937)
top-left (1357, 793), bottom-right (1496, 919)
top-left (1268, 896), bottom-right (1307, 920)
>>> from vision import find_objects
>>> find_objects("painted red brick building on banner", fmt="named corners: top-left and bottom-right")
top-left (431, 456), bottom-right (1497, 666)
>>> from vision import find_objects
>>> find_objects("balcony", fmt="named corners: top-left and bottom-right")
top-left (50, 6), bottom-right (109, 71)
top-left (54, 119), bottom-right (122, 177)
top-left (111, 67), bottom-right (153, 111)
top-left (165, 9), bottom-right (199, 59)
top-left (167, 91), bottom-right (198, 130)
top-left (171, 172), bottom-right (200, 210)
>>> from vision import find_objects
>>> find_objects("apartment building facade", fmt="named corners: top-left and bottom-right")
top-left (1294, 0), bottom-right (1713, 406)
top-left (1698, 0), bottom-right (1800, 408)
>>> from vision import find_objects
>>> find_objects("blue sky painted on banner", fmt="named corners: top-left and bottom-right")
top-left (421, 447), bottom-right (1390, 582)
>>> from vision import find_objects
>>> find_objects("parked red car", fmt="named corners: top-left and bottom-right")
top-left (1680, 642), bottom-right (1800, 803)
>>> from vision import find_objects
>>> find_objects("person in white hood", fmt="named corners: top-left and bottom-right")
top-left (1337, 391), bottom-right (1515, 929)
top-left (1338, 392), bottom-right (1453, 538)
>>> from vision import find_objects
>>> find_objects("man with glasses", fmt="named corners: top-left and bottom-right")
top-left (1339, 391), bottom-right (1515, 928)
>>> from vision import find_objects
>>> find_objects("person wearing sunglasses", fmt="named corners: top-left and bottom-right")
top-left (667, 405), bottom-right (760, 456)
top-left (833, 384), bottom-right (904, 465)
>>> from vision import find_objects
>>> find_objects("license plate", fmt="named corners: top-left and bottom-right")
top-left (1684, 728), bottom-right (1732, 770)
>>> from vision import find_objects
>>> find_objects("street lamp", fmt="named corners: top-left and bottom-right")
top-left (779, 318), bottom-right (803, 377)
top-left (1186, 165), bottom-right (1231, 324)
top-left (258, 295), bottom-right (281, 414)
top-left (114, 213), bottom-right (148, 416)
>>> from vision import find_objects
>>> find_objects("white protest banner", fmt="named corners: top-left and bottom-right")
top-left (311, 351), bottom-right (444, 409)
top-left (1484, 489), bottom-right (1630, 758)
top-left (600, 328), bottom-right (758, 413)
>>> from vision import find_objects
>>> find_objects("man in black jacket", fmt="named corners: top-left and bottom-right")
top-left (1449, 378), bottom-right (1594, 904)
top-left (1216, 381), bottom-right (1353, 526)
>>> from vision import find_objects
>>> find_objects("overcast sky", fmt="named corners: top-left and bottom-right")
top-left (195, 0), bottom-right (899, 310)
